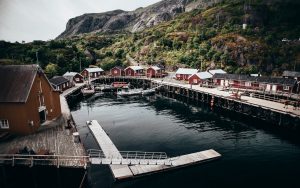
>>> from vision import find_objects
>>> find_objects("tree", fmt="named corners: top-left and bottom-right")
top-left (45, 63), bottom-right (59, 78)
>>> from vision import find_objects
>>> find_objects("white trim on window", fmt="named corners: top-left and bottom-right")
top-left (0, 119), bottom-right (9, 129)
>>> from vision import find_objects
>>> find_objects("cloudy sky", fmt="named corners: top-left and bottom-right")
top-left (0, 0), bottom-right (161, 42)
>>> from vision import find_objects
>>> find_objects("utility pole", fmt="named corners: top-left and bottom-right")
top-left (36, 51), bottom-right (39, 66)
top-left (79, 57), bottom-right (82, 72)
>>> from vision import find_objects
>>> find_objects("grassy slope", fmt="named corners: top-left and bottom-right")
top-left (0, 0), bottom-right (299, 76)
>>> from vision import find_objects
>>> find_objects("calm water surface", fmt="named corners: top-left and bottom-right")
top-left (69, 94), bottom-right (300, 188)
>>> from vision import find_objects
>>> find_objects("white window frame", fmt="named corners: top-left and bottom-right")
top-left (245, 82), bottom-right (251, 87)
top-left (283, 85), bottom-right (289, 91)
top-left (0, 119), bottom-right (9, 129)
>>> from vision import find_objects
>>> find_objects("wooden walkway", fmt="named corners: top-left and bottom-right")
top-left (152, 79), bottom-right (300, 117)
top-left (87, 120), bottom-right (221, 180)
top-left (87, 120), bottom-right (134, 179)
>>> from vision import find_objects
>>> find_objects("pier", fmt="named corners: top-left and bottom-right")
top-left (91, 76), bottom-right (300, 129)
top-left (87, 120), bottom-right (221, 180)
top-left (0, 85), bottom-right (87, 168)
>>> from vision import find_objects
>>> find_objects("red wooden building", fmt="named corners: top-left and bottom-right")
top-left (125, 66), bottom-right (144, 76)
top-left (175, 68), bottom-right (198, 81)
top-left (188, 72), bottom-right (212, 85)
top-left (0, 65), bottom-right (62, 135)
top-left (110, 66), bottom-right (125, 76)
top-left (49, 76), bottom-right (72, 92)
top-left (63, 72), bottom-right (84, 85)
top-left (146, 66), bottom-right (165, 78)
top-left (81, 67), bottom-right (104, 80)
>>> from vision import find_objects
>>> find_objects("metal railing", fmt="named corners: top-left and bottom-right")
top-left (87, 149), bottom-right (172, 166)
top-left (0, 154), bottom-right (89, 168)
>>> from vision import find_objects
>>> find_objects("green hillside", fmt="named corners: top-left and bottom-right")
top-left (1, 0), bottom-right (299, 76)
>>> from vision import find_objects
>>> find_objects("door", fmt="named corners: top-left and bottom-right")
top-left (266, 84), bottom-right (271, 91)
top-left (225, 80), bottom-right (229, 87)
top-left (272, 85), bottom-right (277, 92)
top-left (39, 110), bottom-right (46, 124)
top-left (220, 80), bottom-right (224, 86)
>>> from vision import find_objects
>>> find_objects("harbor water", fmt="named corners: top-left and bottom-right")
top-left (69, 94), bottom-right (300, 188)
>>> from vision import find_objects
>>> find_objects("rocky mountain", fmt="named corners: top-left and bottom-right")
top-left (57, 0), bottom-right (223, 39)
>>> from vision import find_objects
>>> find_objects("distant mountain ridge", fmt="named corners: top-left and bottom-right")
top-left (57, 0), bottom-right (223, 39)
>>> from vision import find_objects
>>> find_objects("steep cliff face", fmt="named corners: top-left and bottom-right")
top-left (57, 0), bottom-right (222, 39)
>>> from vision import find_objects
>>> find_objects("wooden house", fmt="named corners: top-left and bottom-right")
top-left (188, 72), bottom-right (212, 85)
top-left (125, 66), bottom-right (144, 76)
top-left (146, 65), bottom-right (165, 78)
top-left (81, 67), bottom-right (104, 80)
top-left (0, 65), bottom-right (61, 135)
top-left (282, 71), bottom-right (300, 81)
top-left (257, 77), bottom-right (296, 93)
top-left (175, 68), bottom-right (198, 81)
top-left (110, 66), bottom-right (125, 76)
top-left (49, 76), bottom-right (71, 92)
top-left (63, 72), bottom-right (84, 85)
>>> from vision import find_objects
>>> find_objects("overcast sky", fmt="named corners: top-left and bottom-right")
top-left (0, 0), bottom-right (161, 42)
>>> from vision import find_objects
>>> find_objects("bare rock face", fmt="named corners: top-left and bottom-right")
top-left (57, 0), bottom-right (220, 39)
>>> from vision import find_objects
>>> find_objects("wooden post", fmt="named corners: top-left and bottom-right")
top-left (1, 166), bottom-right (7, 188)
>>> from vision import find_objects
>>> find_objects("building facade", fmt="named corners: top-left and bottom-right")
top-left (0, 65), bottom-right (61, 135)
top-left (110, 66), bottom-right (125, 76)
top-left (50, 76), bottom-right (72, 92)
top-left (125, 66), bottom-right (144, 76)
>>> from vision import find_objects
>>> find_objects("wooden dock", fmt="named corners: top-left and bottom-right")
top-left (87, 120), bottom-right (221, 180)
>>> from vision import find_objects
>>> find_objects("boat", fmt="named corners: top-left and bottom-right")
top-left (81, 85), bottom-right (95, 96)
top-left (112, 82), bottom-right (129, 88)
top-left (142, 88), bottom-right (156, 96)
top-left (101, 82), bottom-right (129, 92)
top-left (117, 87), bottom-right (143, 96)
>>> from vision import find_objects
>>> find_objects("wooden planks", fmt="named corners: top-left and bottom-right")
top-left (87, 120), bottom-right (134, 179)
top-left (129, 149), bottom-right (221, 176)
top-left (87, 120), bottom-right (221, 181)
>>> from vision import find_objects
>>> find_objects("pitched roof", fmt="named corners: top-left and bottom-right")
top-left (208, 69), bottom-right (226, 75)
top-left (176, 68), bottom-right (198, 75)
top-left (63, 72), bottom-right (80, 77)
top-left (282, 71), bottom-right (300, 77)
top-left (149, 66), bottom-right (161, 71)
top-left (84, 67), bottom-right (104, 72)
top-left (190, 71), bottom-right (212, 79)
top-left (125, 66), bottom-right (144, 71)
top-left (49, 76), bottom-right (69, 86)
top-left (0, 64), bottom-right (39, 103)
top-left (112, 66), bottom-right (125, 70)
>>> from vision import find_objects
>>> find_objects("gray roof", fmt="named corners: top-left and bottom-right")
top-left (176, 68), bottom-right (198, 75)
top-left (282, 71), bottom-right (300, 77)
top-left (49, 76), bottom-right (69, 86)
top-left (190, 71), bottom-right (212, 79)
top-left (0, 64), bottom-right (39, 103)
top-left (208, 69), bottom-right (226, 75)
top-left (85, 67), bottom-right (104, 72)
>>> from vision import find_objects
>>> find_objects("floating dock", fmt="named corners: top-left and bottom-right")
top-left (87, 120), bottom-right (221, 180)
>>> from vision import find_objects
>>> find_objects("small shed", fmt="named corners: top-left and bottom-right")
top-left (146, 65), bottom-right (165, 78)
top-left (49, 76), bottom-right (71, 92)
top-left (188, 72), bottom-right (212, 85)
top-left (125, 66), bottom-right (144, 76)
top-left (110, 66), bottom-right (125, 76)
top-left (175, 68), bottom-right (198, 81)
top-left (63, 72), bottom-right (84, 85)
top-left (81, 67), bottom-right (104, 80)
top-left (282, 71), bottom-right (300, 81)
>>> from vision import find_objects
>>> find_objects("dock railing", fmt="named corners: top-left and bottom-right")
top-left (0, 154), bottom-right (89, 168)
top-left (88, 149), bottom-right (172, 165)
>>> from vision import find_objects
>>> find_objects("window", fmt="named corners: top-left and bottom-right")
top-left (193, 79), bottom-right (198, 83)
top-left (245, 82), bottom-right (251, 87)
top-left (75, 78), bottom-right (80, 81)
top-left (0, 120), bottom-right (9, 129)
top-left (114, 70), bottom-right (118, 74)
top-left (283, 86), bottom-right (289, 91)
